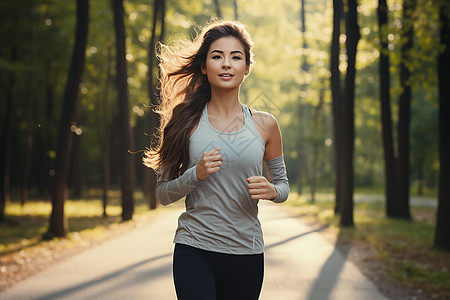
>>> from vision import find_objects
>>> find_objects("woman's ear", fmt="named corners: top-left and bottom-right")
top-left (201, 64), bottom-right (207, 75)
top-left (245, 65), bottom-right (250, 76)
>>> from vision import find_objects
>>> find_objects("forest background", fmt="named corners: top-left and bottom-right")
top-left (1, 0), bottom-right (450, 285)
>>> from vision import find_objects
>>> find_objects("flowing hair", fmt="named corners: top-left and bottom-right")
top-left (144, 20), bottom-right (254, 180)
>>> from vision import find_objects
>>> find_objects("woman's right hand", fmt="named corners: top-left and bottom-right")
top-left (196, 148), bottom-right (222, 181)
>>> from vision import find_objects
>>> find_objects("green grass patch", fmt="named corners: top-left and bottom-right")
top-left (0, 191), bottom-right (159, 255)
top-left (287, 192), bottom-right (450, 299)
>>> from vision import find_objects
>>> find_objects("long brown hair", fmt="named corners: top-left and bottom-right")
top-left (144, 20), bottom-right (254, 180)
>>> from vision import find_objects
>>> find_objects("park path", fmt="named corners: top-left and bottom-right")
top-left (0, 202), bottom-right (389, 300)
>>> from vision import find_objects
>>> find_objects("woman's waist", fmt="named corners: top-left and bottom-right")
top-left (175, 211), bottom-right (264, 254)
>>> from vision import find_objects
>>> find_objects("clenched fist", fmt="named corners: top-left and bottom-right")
top-left (246, 176), bottom-right (277, 200)
top-left (196, 148), bottom-right (223, 181)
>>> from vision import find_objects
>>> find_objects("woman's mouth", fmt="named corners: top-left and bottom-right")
top-left (219, 73), bottom-right (234, 79)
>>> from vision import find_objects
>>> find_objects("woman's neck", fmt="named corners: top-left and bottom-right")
top-left (208, 87), bottom-right (242, 116)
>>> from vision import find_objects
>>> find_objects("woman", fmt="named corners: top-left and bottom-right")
top-left (144, 20), bottom-right (289, 300)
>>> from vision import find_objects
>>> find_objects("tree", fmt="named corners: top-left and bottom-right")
top-left (0, 2), bottom-right (22, 221)
top-left (101, 42), bottom-right (113, 217)
top-left (434, 0), bottom-right (450, 251)
top-left (296, 0), bottom-right (309, 197)
top-left (393, 0), bottom-right (417, 220)
top-left (21, 6), bottom-right (37, 206)
top-left (0, 46), bottom-right (16, 222)
top-left (330, 0), bottom-right (343, 214)
top-left (377, 0), bottom-right (398, 217)
top-left (112, 0), bottom-right (134, 221)
top-left (145, 0), bottom-right (165, 210)
top-left (47, 0), bottom-right (89, 237)
top-left (309, 79), bottom-right (326, 203)
top-left (338, 0), bottom-right (360, 227)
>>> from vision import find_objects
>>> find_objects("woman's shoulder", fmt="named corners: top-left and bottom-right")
top-left (248, 108), bottom-right (279, 131)
top-left (247, 107), bottom-right (280, 145)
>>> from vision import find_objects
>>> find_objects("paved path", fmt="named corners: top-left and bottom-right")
top-left (0, 202), bottom-right (389, 300)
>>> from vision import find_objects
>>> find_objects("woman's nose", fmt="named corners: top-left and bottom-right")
top-left (222, 58), bottom-right (231, 69)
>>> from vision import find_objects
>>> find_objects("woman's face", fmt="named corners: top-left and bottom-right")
top-left (201, 36), bottom-right (250, 91)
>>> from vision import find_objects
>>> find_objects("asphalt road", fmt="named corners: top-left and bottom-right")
top-left (0, 202), bottom-right (389, 300)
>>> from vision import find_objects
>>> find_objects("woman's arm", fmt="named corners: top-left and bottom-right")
top-left (156, 166), bottom-right (201, 206)
top-left (247, 110), bottom-right (289, 203)
top-left (156, 148), bottom-right (223, 205)
top-left (263, 155), bottom-right (289, 203)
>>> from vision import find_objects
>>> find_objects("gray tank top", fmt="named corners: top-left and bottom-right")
top-left (174, 103), bottom-right (266, 254)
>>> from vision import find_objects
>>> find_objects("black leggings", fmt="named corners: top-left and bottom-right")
top-left (173, 243), bottom-right (264, 300)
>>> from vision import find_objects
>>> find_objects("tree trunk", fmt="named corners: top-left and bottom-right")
top-left (144, 0), bottom-right (165, 210)
top-left (22, 14), bottom-right (36, 207)
top-left (233, 0), bottom-right (238, 20)
top-left (434, 1), bottom-right (450, 251)
top-left (47, 0), bottom-right (89, 238)
top-left (330, 0), bottom-right (343, 215)
top-left (377, 0), bottom-right (397, 217)
top-left (113, 0), bottom-right (134, 221)
top-left (310, 80), bottom-right (325, 204)
top-left (22, 72), bottom-right (35, 206)
top-left (339, 0), bottom-right (360, 227)
top-left (296, 0), bottom-right (309, 197)
top-left (0, 45), bottom-right (17, 222)
top-left (394, 0), bottom-right (416, 220)
top-left (102, 42), bottom-right (113, 217)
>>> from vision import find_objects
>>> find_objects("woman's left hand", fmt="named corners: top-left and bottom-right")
top-left (246, 176), bottom-right (277, 200)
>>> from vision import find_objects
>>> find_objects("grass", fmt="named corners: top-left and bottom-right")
top-left (286, 192), bottom-right (450, 299)
top-left (0, 190), bottom-right (163, 255)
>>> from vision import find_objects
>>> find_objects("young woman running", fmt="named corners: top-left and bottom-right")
top-left (144, 20), bottom-right (289, 300)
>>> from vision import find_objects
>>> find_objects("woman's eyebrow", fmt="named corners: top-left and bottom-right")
top-left (209, 50), bottom-right (244, 55)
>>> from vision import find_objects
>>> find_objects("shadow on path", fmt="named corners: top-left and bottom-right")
top-left (33, 253), bottom-right (172, 300)
top-left (265, 225), bottom-right (328, 251)
top-left (306, 230), bottom-right (352, 300)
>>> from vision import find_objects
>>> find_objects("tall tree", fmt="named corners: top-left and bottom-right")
top-left (22, 7), bottom-right (37, 206)
top-left (101, 42), bottom-right (113, 217)
top-left (338, 0), bottom-right (360, 227)
top-left (233, 0), bottom-right (238, 20)
top-left (112, 0), bottom-right (134, 221)
top-left (47, 0), bottom-right (89, 237)
top-left (394, 0), bottom-right (417, 220)
top-left (377, 0), bottom-right (397, 216)
top-left (310, 79), bottom-right (326, 203)
top-left (330, 0), bottom-right (343, 214)
top-left (434, 0), bottom-right (450, 251)
top-left (0, 44), bottom-right (16, 222)
top-left (145, 0), bottom-right (165, 210)
top-left (297, 0), bottom-right (309, 197)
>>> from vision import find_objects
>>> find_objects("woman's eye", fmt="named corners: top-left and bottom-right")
top-left (212, 55), bottom-right (222, 59)
top-left (232, 56), bottom-right (242, 60)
